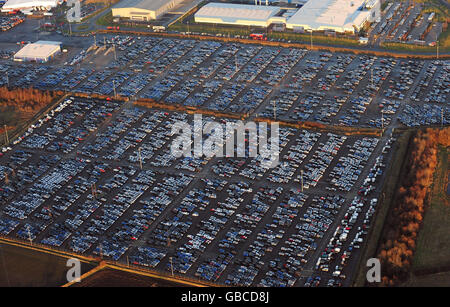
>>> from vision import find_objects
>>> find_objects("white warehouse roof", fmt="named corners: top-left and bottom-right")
top-left (114, 0), bottom-right (173, 11)
top-left (195, 3), bottom-right (284, 27)
top-left (286, 0), bottom-right (380, 33)
top-left (2, 0), bottom-right (59, 10)
top-left (14, 40), bottom-right (61, 62)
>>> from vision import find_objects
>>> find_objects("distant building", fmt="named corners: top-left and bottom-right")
top-left (286, 0), bottom-right (381, 33)
top-left (194, 0), bottom-right (380, 33)
top-left (1, 0), bottom-right (60, 12)
top-left (14, 40), bottom-right (61, 63)
top-left (194, 2), bottom-right (285, 28)
top-left (359, 37), bottom-right (369, 44)
top-left (111, 0), bottom-right (184, 21)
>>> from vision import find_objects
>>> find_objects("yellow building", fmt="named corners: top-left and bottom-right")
top-left (111, 0), bottom-right (183, 21)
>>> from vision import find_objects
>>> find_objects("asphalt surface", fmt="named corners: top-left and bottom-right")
top-left (0, 21), bottom-right (448, 287)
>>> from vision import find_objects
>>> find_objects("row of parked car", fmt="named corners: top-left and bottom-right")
top-left (399, 103), bottom-right (449, 127)
top-left (257, 48), bottom-right (306, 86)
top-left (385, 60), bottom-right (423, 101)
top-left (423, 61), bottom-right (449, 104)
top-left (269, 130), bottom-right (320, 184)
top-left (34, 66), bottom-right (74, 90)
top-left (295, 133), bottom-right (347, 189)
top-left (0, 16), bottom-right (24, 32)
top-left (0, 90), bottom-right (397, 286)
top-left (3, 34), bottom-right (446, 134)
top-left (328, 137), bottom-right (379, 192)
top-left (304, 135), bottom-right (395, 286)
top-left (3, 64), bottom-right (51, 88)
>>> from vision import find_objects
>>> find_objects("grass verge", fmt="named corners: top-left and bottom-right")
top-left (77, 24), bottom-right (90, 31)
top-left (412, 145), bottom-right (450, 273)
top-left (402, 271), bottom-right (450, 287)
top-left (96, 11), bottom-right (113, 26)
top-left (269, 31), bottom-right (360, 47)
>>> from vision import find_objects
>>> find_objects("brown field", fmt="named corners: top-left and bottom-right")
top-left (403, 271), bottom-right (450, 287)
top-left (0, 243), bottom-right (95, 287)
top-left (0, 87), bottom-right (63, 144)
top-left (71, 268), bottom-right (186, 287)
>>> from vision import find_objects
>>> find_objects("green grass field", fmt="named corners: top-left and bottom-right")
top-left (268, 32), bottom-right (360, 47)
top-left (381, 41), bottom-right (448, 53)
top-left (0, 106), bottom-right (18, 126)
top-left (0, 106), bottom-right (22, 144)
top-left (403, 271), bottom-right (450, 287)
top-left (77, 24), bottom-right (90, 31)
top-left (0, 243), bottom-right (95, 287)
top-left (96, 11), bottom-right (113, 26)
top-left (413, 145), bottom-right (450, 272)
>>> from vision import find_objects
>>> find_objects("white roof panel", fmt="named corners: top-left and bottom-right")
top-left (14, 41), bottom-right (61, 59)
top-left (287, 0), bottom-right (374, 32)
top-left (114, 0), bottom-right (176, 11)
top-left (195, 3), bottom-right (281, 22)
top-left (3, 0), bottom-right (58, 9)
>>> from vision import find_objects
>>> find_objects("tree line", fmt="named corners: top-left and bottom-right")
top-left (0, 86), bottom-right (60, 115)
top-left (378, 127), bottom-right (450, 286)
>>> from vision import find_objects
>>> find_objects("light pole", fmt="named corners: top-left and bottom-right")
top-left (91, 182), bottom-right (97, 199)
top-left (436, 40), bottom-right (439, 60)
top-left (169, 257), bottom-right (174, 277)
top-left (273, 100), bottom-right (276, 120)
top-left (4, 125), bottom-right (9, 146)
top-left (27, 225), bottom-right (33, 246)
top-left (371, 68), bottom-right (373, 87)
top-left (300, 170), bottom-right (304, 192)
top-left (138, 147), bottom-right (143, 170)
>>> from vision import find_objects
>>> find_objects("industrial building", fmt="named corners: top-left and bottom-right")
top-left (14, 40), bottom-right (61, 63)
top-left (286, 0), bottom-right (381, 33)
top-left (1, 0), bottom-right (59, 11)
top-left (111, 0), bottom-right (184, 21)
top-left (194, 2), bottom-right (286, 28)
top-left (194, 0), bottom-right (380, 33)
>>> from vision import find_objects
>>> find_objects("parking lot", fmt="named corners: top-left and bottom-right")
top-left (0, 34), bottom-right (448, 287)
top-left (368, 0), bottom-right (444, 46)
top-left (1, 34), bottom-right (448, 129)
top-left (0, 16), bottom-right (25, 32)
top-left (0, 88), bottom-right (399, 287)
